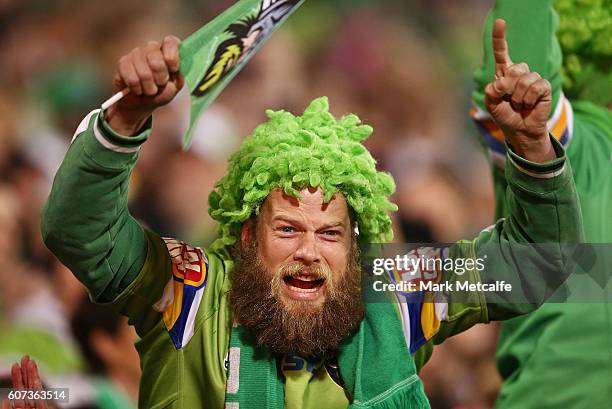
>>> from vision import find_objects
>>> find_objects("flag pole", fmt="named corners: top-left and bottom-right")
top-left (101, 87), bottom-right (129, 110)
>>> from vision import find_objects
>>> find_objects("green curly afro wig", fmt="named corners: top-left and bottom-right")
top-left (555, 0), bottom-right (612, 106)
top-left (208, 96), bottom-right (398, 251)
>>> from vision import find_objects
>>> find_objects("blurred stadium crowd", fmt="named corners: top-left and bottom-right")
top-left (0, 0), bottom-right (503, 408)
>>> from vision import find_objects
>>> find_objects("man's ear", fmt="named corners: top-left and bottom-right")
top-left (241, 219), bottom-right (255, 243)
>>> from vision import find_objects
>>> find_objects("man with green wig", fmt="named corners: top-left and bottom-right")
top-left (40, 29), bottom-right (582, 408)
top-left (472, 0), bottom-right (612, 407)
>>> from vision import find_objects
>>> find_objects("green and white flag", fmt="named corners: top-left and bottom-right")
top-left (180, 0), bottom-right (304, 148)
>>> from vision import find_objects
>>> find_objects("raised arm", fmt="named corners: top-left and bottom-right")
top-left (459, 17), bottom-right (581, 324)
top-left (410, 21), bottom-right (583, 369)
top-left (471, 0), bottom-right (573, 188)
top-left (41, 36), bottom-right (184, 333)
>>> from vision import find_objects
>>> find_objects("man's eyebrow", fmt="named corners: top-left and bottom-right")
top-left (271, 215), bottom-right (302, 224)
top-left (270, 216), bottom-right (347, 230)
top-left (317, 221), bottom-right (347, 230)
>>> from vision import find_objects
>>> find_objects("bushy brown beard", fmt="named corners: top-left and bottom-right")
top-left (229, 238), bottom-right (364, 359)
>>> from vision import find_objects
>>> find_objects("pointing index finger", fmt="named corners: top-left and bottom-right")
top-left (492, 18), bottom-right (512, 77)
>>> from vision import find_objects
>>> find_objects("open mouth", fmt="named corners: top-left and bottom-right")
top-left (282, 275), bottom-right (326, 294)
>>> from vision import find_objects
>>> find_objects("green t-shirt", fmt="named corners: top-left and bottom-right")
top-left (41, 105), bottom-right (582, 408)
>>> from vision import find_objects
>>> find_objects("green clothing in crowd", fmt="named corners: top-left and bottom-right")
top-left (472, 1), bottom-right (612, 408)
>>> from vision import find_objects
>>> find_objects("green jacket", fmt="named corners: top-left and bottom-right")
top-left (472, 1), bottom-right (612, 408)
top-left (41, 106), bottom-right (582, 408)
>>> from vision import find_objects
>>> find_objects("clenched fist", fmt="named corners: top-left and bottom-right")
top-left (485, 19), bottom-right (556, 163)
top-left (106, 35), bottom-right (184, 136)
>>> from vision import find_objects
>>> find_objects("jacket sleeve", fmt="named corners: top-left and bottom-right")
top-left (406, 137), bottom-right (583, 371)
top-left (41, 109), bottom-right (171, 335)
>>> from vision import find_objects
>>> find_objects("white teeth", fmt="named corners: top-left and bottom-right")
top-left (287, 285), bottom-right (319, 293)
top-left (295, 275), bottom-right (319, 282)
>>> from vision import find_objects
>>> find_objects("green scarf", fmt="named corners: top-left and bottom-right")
top-left (224, 300), bottom-right (431, 408)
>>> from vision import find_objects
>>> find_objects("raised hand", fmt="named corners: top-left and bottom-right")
top-left (3, 356), bottom-right (48, 409)
top-left (106, 35), bottom-right (184, 136)
top-left (485, 19), bottom-right (556, 163)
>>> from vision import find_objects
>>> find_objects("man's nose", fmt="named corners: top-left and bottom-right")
top-left (294, 232), bottom-right (321, 265)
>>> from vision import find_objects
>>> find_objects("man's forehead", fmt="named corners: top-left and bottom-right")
top-left (262, 187), bottom-right (349, 218)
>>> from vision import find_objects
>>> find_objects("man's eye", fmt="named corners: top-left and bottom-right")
top-left (279, 226), bottom-right (295, 233)
top-left (323, 230), bottom-right (339, 236)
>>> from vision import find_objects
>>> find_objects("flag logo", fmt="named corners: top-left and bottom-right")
top-left (193, 0), bottom-right (301, 96)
